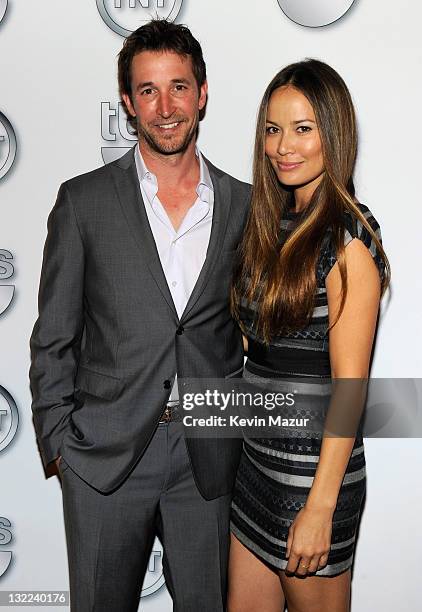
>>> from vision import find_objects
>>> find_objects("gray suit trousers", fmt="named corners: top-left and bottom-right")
top-left (60, 421), bottom-right (231, 611)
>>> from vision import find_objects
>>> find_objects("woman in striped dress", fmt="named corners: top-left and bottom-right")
top-left (228, 59), bottom-right (390, 612)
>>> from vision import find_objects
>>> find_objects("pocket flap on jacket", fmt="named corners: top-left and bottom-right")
top-left (75, 366), bottom-right (124, 401)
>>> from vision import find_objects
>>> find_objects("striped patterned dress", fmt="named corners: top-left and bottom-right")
top-left (230, 203), bottom-right (385, 576)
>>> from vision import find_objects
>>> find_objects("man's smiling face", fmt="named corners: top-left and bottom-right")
top-left (122, 50), bottom-right (207, 156)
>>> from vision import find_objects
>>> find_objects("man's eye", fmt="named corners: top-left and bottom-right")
top-left (174, 84), bottom-right (187, 91)
top-left (141, 88), bottom-right (153, 95)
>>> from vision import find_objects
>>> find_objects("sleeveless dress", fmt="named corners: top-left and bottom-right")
top-left (230, 203), bottom-right (385, 577)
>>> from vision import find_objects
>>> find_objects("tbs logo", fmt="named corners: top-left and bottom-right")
top-left (0, 518), bottom-right (12, 578)
top-left (96, 0), bottom-right (183, 38)
top-left (140, 539), bottom-right (165, 599)
top-left (0, 112), bottom-right (17, 181)
top-left (0, 386), bottom-right (19, 453)
top-left (101, 102), bottom-right (136, 164)
top-left (277, 0), bottom-right (356, 27)
top-left (0, 1), bottom-right (7, 26)
top-left (0, 250), bottom-right (14, 317)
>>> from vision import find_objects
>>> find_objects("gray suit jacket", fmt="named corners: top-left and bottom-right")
top-left (29, 146), bottom-right (251, 498)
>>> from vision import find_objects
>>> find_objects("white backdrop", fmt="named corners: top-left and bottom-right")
top-left (0, 1), bottom-right (421, 610)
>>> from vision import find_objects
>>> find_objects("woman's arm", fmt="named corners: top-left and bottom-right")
top-left (285, 238), bottom-right (381, 575)
top-left (306, 237), bottom-right (381, 507)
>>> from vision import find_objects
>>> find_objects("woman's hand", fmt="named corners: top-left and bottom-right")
top-left (285, 505), bottom-right (333, 576)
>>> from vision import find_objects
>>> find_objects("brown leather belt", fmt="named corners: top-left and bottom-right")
top-left (159, 404), bottom-right (180, 424)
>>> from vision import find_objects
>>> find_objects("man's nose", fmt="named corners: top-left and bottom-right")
top-left (157, 92), bottom-right (175, 118)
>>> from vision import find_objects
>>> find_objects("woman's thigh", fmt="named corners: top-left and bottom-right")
top-left (279, 569), bottom-right (351, 612)
top-left (228, 534), bottom-right (286, 612)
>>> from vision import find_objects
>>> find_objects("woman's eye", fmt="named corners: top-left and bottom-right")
top-left (297, 125), bottom-right (311, 133)
top-left (266, 126), bottom-right (278, 135)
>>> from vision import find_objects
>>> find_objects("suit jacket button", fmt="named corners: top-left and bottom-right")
top-left (176, 326), bottom-right (184, 335)
top-left (163, 380), bottom-right (171, 389)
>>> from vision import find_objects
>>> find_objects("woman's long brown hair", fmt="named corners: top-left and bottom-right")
top-left (231, 59), bottom-right (390, 344)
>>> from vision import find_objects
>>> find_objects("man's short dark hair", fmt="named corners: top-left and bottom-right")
top-left (118, 19), bottom-right (207, 132)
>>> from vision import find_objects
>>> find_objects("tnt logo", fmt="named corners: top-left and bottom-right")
top-left (0, 386), bottom-right (19, 453)
top-left (96, 0), bottom-right (183, 38)
top-left (0, 1), bottom-right (7, 26)
top-left (277, 0), bottom-right (356, 27)
top-left (101, 102), bottom-right (137, 164)
top-left (0, 517), bottom-right (12, 578)
top-left (0, 250), bottom-right (14, 317)
top-left (0, 112), bottom-right (17, 181)
top-left (140, 539), bottom-right (165, 599)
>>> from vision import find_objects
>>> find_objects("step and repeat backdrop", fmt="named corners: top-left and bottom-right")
top-left (1, 1), bottom-right (421, 610)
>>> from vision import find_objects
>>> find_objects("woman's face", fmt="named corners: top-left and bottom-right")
top-left (265, 85), bottom-right (324, 205)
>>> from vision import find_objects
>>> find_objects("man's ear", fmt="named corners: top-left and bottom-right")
top-left (198, 80), bottom-right (208, 111)
top-left (122, 92), bottom-right (136, 117)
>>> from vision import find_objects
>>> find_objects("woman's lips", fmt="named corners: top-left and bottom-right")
top-left (277, 161), bottom-right (303, 171)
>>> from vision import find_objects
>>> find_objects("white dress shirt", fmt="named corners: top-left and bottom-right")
top-left (134, 144), bottom-right (214, 402)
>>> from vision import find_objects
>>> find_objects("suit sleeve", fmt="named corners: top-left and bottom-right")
top-left (29, 182), bottom-right (85, 468)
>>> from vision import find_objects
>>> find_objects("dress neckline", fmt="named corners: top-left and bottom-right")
top-left (284, 207), bottom-right (305, 220)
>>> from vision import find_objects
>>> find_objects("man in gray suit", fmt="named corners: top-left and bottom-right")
top-left (30, 19), bottom-right (250, 612)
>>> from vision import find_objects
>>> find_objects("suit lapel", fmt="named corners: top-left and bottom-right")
top-left (110, 146), bottom-right (179, 322)
top-left (109, 147), bottom-right (232, 324)
top-left (180, 160), bottom-right (232, 322)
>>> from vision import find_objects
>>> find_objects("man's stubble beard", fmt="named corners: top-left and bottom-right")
top-left (137, 116), bottom-right (199, 157)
